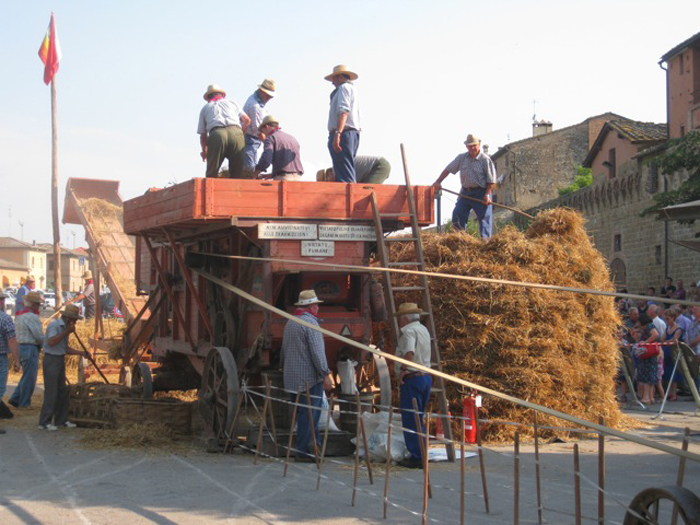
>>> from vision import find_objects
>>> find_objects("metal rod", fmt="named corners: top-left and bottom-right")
top-left (441, 187), bottom-right (535, 219)
top-left (475, 404), bottom-right (490, 513)
top-left (384, 407), bottom-right (394, 519)
top-left (533, 411), bottom-right (543, 524)
top-left (574, 444), bottom-right (581, 525)
top-left (254, 384), bottom-right (271, 465)
top-left (671, 427), bottom-right (690, 525)
top-left (352, 395), bottom-right (361, 507)
top-left (316, 395), bottom-right (333, 491)
top-left (283, 389), bottom-right (301, 477)
top-left (422, 411), bottom-right (430, 525)
top-left (305, 383), bottom-right (320, 467)
top-left (598, 415), bottom-right (605, 525)
top-left (412, 398), bottom-right (432, 499)
top-left (360, 413), bottom-right (374, 485)
top-left (514, 431), bottom-right (520, 525)
top-left (460, 418), bottom-right (466, 525)
top-left (74, 333), bottom-right (110, 384)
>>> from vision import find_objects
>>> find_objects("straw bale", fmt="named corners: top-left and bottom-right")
top-left (79, 423), bottom-right (189, 451)
top-left (384, 208), bottom-right (631, 441)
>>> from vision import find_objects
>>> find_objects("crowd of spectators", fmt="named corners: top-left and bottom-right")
top-left (616, 277), bottom-right (700, 405)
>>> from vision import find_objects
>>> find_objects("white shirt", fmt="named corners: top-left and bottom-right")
top-left (328, 82), bottom-right (361, 132)
top-left (197, 98), bottom-right (244, 134)
top-left (652, 316), bottom-right (666, 342)
top-left (394, 320), bottom-right (431, 375)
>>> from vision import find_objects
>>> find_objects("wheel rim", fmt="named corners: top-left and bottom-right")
top-left (200, 347), bottom-right (239, 442)
top-left (131, 362), bottom-right (153, 399)
top-left (624, 486), bottom-right (700, 525)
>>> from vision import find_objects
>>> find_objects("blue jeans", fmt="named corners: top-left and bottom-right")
top-left (243, 134), bottom-right (263, 171)
top-left (0, 354), bottom-right (8, 399)
top-left (452, 187), bottom-right (493, 239)
top-left (10, 344), bottom-right (40, 408)
top-left (328, 129), bottom-right (360, 182)
top-left (400, 375), bottom-right (432, 460)
top-left (290, 382), bottom-right (323, 457)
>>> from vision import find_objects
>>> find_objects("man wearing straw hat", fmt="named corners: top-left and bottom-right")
top-left (0, 291), bottom-right (20, 430)
top-left (395, 302), bottom-right (432, 468)
top-left (9, 291), bottom-right (44, 409)
top-left (243, 79), bottom-right (276, 175)
top-left (198, 83), bottom-right (252, 179)
top-left (433, 134), bottom-right (497, 239)
top-left (39, 304), bottom-right (88, 431)
top-left (73, 270), bottom-right (96, 319)
top-left (255, 115), bottom-right (304, 181)
top-left (316, 155), bottom-right (391, 184)
top-left (282, 290), bottom-right (332, 461)
top-left (14, 275), bottom-right (35, 315)
top-left (325, 64), bottom-right (361, 183)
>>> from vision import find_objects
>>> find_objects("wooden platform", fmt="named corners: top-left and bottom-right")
top-left (123, 178), bottom-right (434, 236)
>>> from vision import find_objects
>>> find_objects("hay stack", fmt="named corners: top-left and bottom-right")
top-left (387, 208), bottom-right (628, 441)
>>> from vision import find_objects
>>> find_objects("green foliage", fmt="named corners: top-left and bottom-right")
top-left (558, 166), bottom-right (593, 196)
top-left (642, 130), bottom-right (700, 221)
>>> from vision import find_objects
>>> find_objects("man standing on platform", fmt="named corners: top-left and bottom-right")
top-left (433, 134), bottom-right (497, 239)
top-left (326, 65), bottom-right (361, 183)
top-left (0, 292), bottom-right (20, 430)
top-left (243, 79), bottom-right (276, 175)
top-left (394, 302), bottom-right (432, 468)
top-left (9, 291), bottom-right (43, 409)
top-left (282, 290), bottom-right (332, 461)
top-left (73, 270), bottom-right (96, 319)
top-left (14, 275), bottom-right (35, 315)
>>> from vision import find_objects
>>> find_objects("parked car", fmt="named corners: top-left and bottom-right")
top-left (3, 292), bottom-right (15, 314)
top-left (99, 292), bottom-right (123, 318)
top-left (42, 292), bottom-right (56, 310)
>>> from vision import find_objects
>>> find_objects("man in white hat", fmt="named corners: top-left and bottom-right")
top-left (0, 291), bottom-right (20, 431)
top-left (73, 270), bottom-right (96, 319)
top-left (281, 290), bottom-right (332, 461)
top-left (39, 304), bottom-right (89, 431)
top-left (9, 291), bottom-right (44, 409)
top-left (254, 115), bottom-right (304, 181)
top-left (394, 302), bottom-right (432, 468)
top-left (243, 79), bottom-right (276, 175)
top-left (433, 134), bottom-right (497, 239)
top-left (325, 65), bottom-right (361, 183)
top-left (197, 84), bottom-right (252, 179)
top-left (14, 275), bottom-right (35, 315)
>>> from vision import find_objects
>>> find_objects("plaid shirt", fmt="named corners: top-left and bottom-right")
top-left (15, 311), bottom-right (44, 346)
top-left (0, 311), bottom-right (16, 355)
top-left (282, 311), bottom-right (329, 393)
top-left (446, 150), bottom-right (497, 189)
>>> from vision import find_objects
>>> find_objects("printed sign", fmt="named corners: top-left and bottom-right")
top-left (318, 224), bottom-right (376, 241)
top-left (301, 241), bottom-right (335, 257)
top-left (258, 223), bottom-right (317, 239)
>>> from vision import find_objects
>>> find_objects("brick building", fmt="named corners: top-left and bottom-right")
top-left (0, 238), bottom-right (48, 290)
top-left (661, 30), bottom-right (700, 139)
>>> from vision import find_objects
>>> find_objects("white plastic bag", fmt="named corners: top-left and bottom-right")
top-left (351, 411), bottom-right (406, 461)
top-left (337, 360), bottom-right (359, 395)
top-left (317, 392), bottom-right (340, 432)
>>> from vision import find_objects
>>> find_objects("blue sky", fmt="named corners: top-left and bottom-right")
top-left (1, 1), bottom-right (699, 244)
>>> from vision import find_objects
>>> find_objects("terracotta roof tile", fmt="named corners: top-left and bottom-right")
top-left (607, 120), bottom-right (667, 143)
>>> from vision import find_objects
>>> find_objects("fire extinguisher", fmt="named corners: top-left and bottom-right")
top-left (463, 394), bottom-right (478, 444)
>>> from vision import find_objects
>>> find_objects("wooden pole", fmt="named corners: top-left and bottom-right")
top-left (574, 444), bottom-right (582, 525)
top-left (283, 389), bottom-right (301, 477)
top-left (359, 412), bottom-right (374, 485)
top-left (670, 427), bottom-right (690, 525)
top-left (475, 404), bottom-right (490, 513)
top-left (254, 385), bottom-right (271, 465)
top-left (422, 411), bottom-right (430, 525)
top-left (533, 411), bottom-right (543, 524)
top-left (265, 380), bottom-right (279, 457)
top-left (514, 431), bottom-right (520, 525)
top-left (305, 383), bottom-right (320, 467)
top-left (460, 418), bottom-right (466, 525)
top-left (383, 407), bottom-right (394, 519)
top-left (412, 398), bottom-right (432, 499)
top-left (316, 396), bottom-right (333, 491)
top-left (50, 78), bottom-right (63, 308)
top-left (74, 333), bottom-right (109, 384)
top-left (598, 415), bottom-right (606, 525)
top-left (441, 187), bottom-right (535, 220)
top-left (352, 396), bottom-right (361, 507)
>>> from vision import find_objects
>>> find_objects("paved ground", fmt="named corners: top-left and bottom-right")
top-left (1, 386), bottom-right (699, 524)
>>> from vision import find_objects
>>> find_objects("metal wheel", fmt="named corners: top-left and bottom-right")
top-left (373, 353), bottom-right (392, 410)
top-left (131, 362), bottom-right (153, 399)
top-left (623, 486), bottom-right (700, 524)
top-left (199, 346), bottom-right (240, 442)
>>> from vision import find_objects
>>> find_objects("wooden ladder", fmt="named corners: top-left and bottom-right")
top-left (370, 144), bottom-right (456, 462)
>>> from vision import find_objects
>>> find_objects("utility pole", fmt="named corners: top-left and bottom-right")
top-left (18, 221), bottom-right (24, 241)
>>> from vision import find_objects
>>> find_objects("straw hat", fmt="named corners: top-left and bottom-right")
top-left (464, 134), bottom-right (481, 146)
top-left (24, 291), bottom-right (43, 305)
top-left (203, 84), bottom-right (226, 101)
top-left (61, 304), bottom-right (82, 319)
top-left (258, 79), bottom-right (276, 97)
top-left (82, 270), bottom-right (92, 280)
top-left (316, 168), bottom-right (334, 182)
top-left (324, 64), bottom-right (358, 82)
top-left (294, 290), bottom-right (323, 306)
top-left (396, 302), bottom-right (423, 316)
top-left (25, 275), bottom-right (35, 283)
top-left (260, 115), bottom-right (279, 128)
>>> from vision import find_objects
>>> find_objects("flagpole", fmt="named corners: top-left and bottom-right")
top-left (51, 76), bottom-right (63, 308)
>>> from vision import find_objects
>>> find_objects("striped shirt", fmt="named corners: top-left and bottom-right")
top-left (0, 311), bottom-right (16, 355)
top-left (446, 151), bottom-right (497, 189)
top-left (328, 82), bottom-right (361, 132)
top-left (197, 98), bottom-right (244, 134)
top-left (243, 91), bottom-right (268, 138)
top-left (15, 311), bottom-right (44, 346)
top-left (282, 311), bottom-right (329, 393)
top-left (44, 318), bottom-right (68, 356)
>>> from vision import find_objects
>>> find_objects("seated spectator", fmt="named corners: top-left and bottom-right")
top-left (647, 287), bottom-right (660, 306)
top-left (661, 309), bottom-right (684, 401)
top-left (671, 304), bottom-right (692, 334)
top-left (688, 282), bottom-right (700, 303)
top-left (672, 280), bottom-right (687, 301)
top-left (636, 297), bottom-right (649, 315)
top-left (661, 277), bottom-right (676, 299)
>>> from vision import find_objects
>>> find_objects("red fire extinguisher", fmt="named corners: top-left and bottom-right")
top-left (463, 395), bottom-right (478, 444)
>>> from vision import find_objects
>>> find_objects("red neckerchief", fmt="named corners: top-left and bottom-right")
top-left (209, 94), bottom-right (225, 102)
top-left (294, 308), bottom-right (318, 318)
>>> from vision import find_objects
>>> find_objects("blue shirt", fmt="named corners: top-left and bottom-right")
top-left (0, 311), bottom-right (16, 355)
top-left (44, 318), bottom-right (68, 356)
top-left (328, 82), bottom-right (361, 132)
top-left (256, 129), bottom-right (304, 175)
top-left (15, 284), bottom-right (31, 312)
top-left (243, 91), bottom-right (268, 138)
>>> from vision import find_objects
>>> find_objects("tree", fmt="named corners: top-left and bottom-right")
top-left (642, 130), bottom-right (700, 221)
top-left (558, 166), bottom-right (592, 196)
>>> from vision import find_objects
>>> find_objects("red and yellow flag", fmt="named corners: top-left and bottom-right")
top-left (38, 13), bottom-right (62, 85)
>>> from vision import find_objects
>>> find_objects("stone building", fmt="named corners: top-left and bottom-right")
top-left (0, 238), bottom-right (48, 289)
top-left (491, 112), bottom-right (625, 211)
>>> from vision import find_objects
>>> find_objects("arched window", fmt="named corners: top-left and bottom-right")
top-left (610, 258), bottom-right (627, 287)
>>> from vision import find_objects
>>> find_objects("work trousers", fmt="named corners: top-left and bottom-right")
top-left (206, 126), bottom-right (245, 179)
top-left (328, 129), bottom-right (360, 183)
top-left (39, 353), bottom-right (69, 427)
top-left (400, 375), bottom-right (432, 461)
top-left (243, 134), bottom-right (263, 171)
top-left (9, 344), bottom-right (40, 407)
top-left (452, 186), bottom-right (493, 239)
top-left (0, 354), bottom-right (8, 399)
top-left (289, 381), bottom-right (323, 458)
